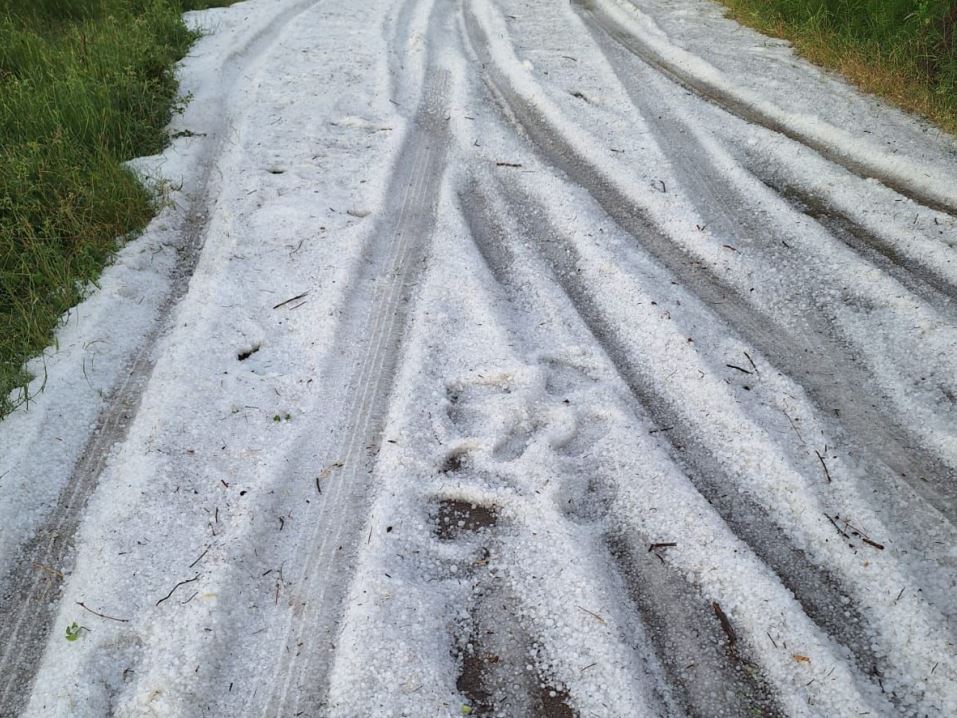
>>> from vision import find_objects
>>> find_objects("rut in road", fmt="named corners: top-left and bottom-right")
top-left (461, 180), bottom-right (792, 717)
top-left (574, 6), bottom-right (957, 315)
top-left (463, 0), bottom-right (957, 527)
top-left (464, 174), bottom-right (888, 702)
top-left (573, 0), bottom-right (957, 217)
top-left (0, 2), bottom-right (322, 713)
top-left (253, 67), bottom-right (451, 717)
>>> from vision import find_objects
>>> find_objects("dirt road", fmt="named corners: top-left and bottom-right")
top-left (1, 0), bottom-right (955, 715)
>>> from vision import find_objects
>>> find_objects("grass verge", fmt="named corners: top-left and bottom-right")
top-left (713, 0), bottom-right (957, 134)
top-left (0, 0), bottom-right (234, 416)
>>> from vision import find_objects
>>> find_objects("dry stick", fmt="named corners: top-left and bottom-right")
top-left (726, 363), bottom-right (752, 374)
top-left (33, 562), bottom-right (63, 578)
top-left (743, 351), bottom-right (758, 373)
top-left (76, 601), bottom-right (129, 623)
top-left (839, 515), bottom-right (886, 550)
top-left (712, 602), bottom-right (737, 645)
top-left (781, 409), bottom-right (806, 445)
top-left (576, 605), bottom-right (606, 624)
top-left (648, 542), bottom-right (677, 552)
top-left (825, 513), bottom-right (851, 540)
top-left (272, 291), bottom-right (309, 310)
top-left (188, 546), bottom-right (210, 569)
top-left (815, 449), bottom-right (832, 483)
top-left (861, 537), bottom-right (885, 551)
top-left (156, 574), bottom-right (201, 606)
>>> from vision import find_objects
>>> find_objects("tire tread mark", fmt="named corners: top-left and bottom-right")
top-left (573, 0), bottom-right (957, 217)
top-left (257, 68), bottom-right (451, 717)
top-left (460, 177), bottom-right (883, 704)
top-left (461, 3), bottom-right (957, 523)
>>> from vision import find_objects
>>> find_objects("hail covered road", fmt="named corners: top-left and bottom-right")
top-left (1, 0), bottom-right (956, 716)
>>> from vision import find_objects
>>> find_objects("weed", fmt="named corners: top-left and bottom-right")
top-left (64, 621), bottom-right (86, 641)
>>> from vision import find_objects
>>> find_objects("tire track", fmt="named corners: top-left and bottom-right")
top-left (254, 65), bottom-right (451, 717)
top-left (760, 174), bottom-right (957, 309)
top-left (0, 3), bottom-right (321, 714)
top-left (437, 498), bottom-right (577, 718)
top-left (574, 10), bottom-right (957, 317)
top-left (460, 179), bottom-right (797, 716)
top-left (462, 1), bottom-right (957, 526)
top-left (606, 535), bottom-right (784, 718)
top-left (572, 0), bottom-right (957, 218)
top-left (464, 168), bottom-right (941, 709)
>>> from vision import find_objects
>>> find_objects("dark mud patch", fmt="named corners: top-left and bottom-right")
top-left (435, 499), bottom-right (497, 540)
top-left (455, 616), bottom-right (578, 717)
top-left (538, 683), bottom-right (576, 718)
top-left (441, 448), bottom-right (470, 474)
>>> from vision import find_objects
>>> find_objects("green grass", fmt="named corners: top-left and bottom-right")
top-left (714, 0), bottom-right (957, 133)
top-left (0, 0), bottom-right (235, 416)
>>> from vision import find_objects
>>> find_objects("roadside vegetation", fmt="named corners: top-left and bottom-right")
top-left (0, 0), bottom-right (233, 416)
top-left (715, 0), bottom-right (957, 133)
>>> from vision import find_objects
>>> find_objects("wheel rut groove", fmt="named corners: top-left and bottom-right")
top-left (460, 181), bottom-right (800, 717)
top-left (463, 3), bottom-right (957, 525)
top-left (573, 0), bottom-right (957, 218)
top-left (254, 66), bottom-right (451, 717)
top-left (577, 8), bottom-right (957, 318)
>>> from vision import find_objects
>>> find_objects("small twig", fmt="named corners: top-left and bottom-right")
top-left (712, 602), bottom-right (737, 645)
top-left (156, 574), bottom-right (201, 606)
top-left (767, 632), bottom-right (778, 649)
top-left (743, 352), bottom-right (758, 373)
top-left (814, 450), bottom-right (832, 483)
top-left (495, 161), bottom-right (522, 168)
top-left (825, 513), bottom-right (850, 540)
top-left (648, 542), bottom-right (677, 552)
top-left (316, 460), bottom-right (344, 495)
top-left (188, 546), bottom-right (210, 569)
top-left (726, 363), bottom-right (752, 375)
top-left (576, 606), bottom-right (606, 624)
top-left (76, 601), bottom-right (129, 623)
top-left (272, 291), bottom-right (309, 310)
